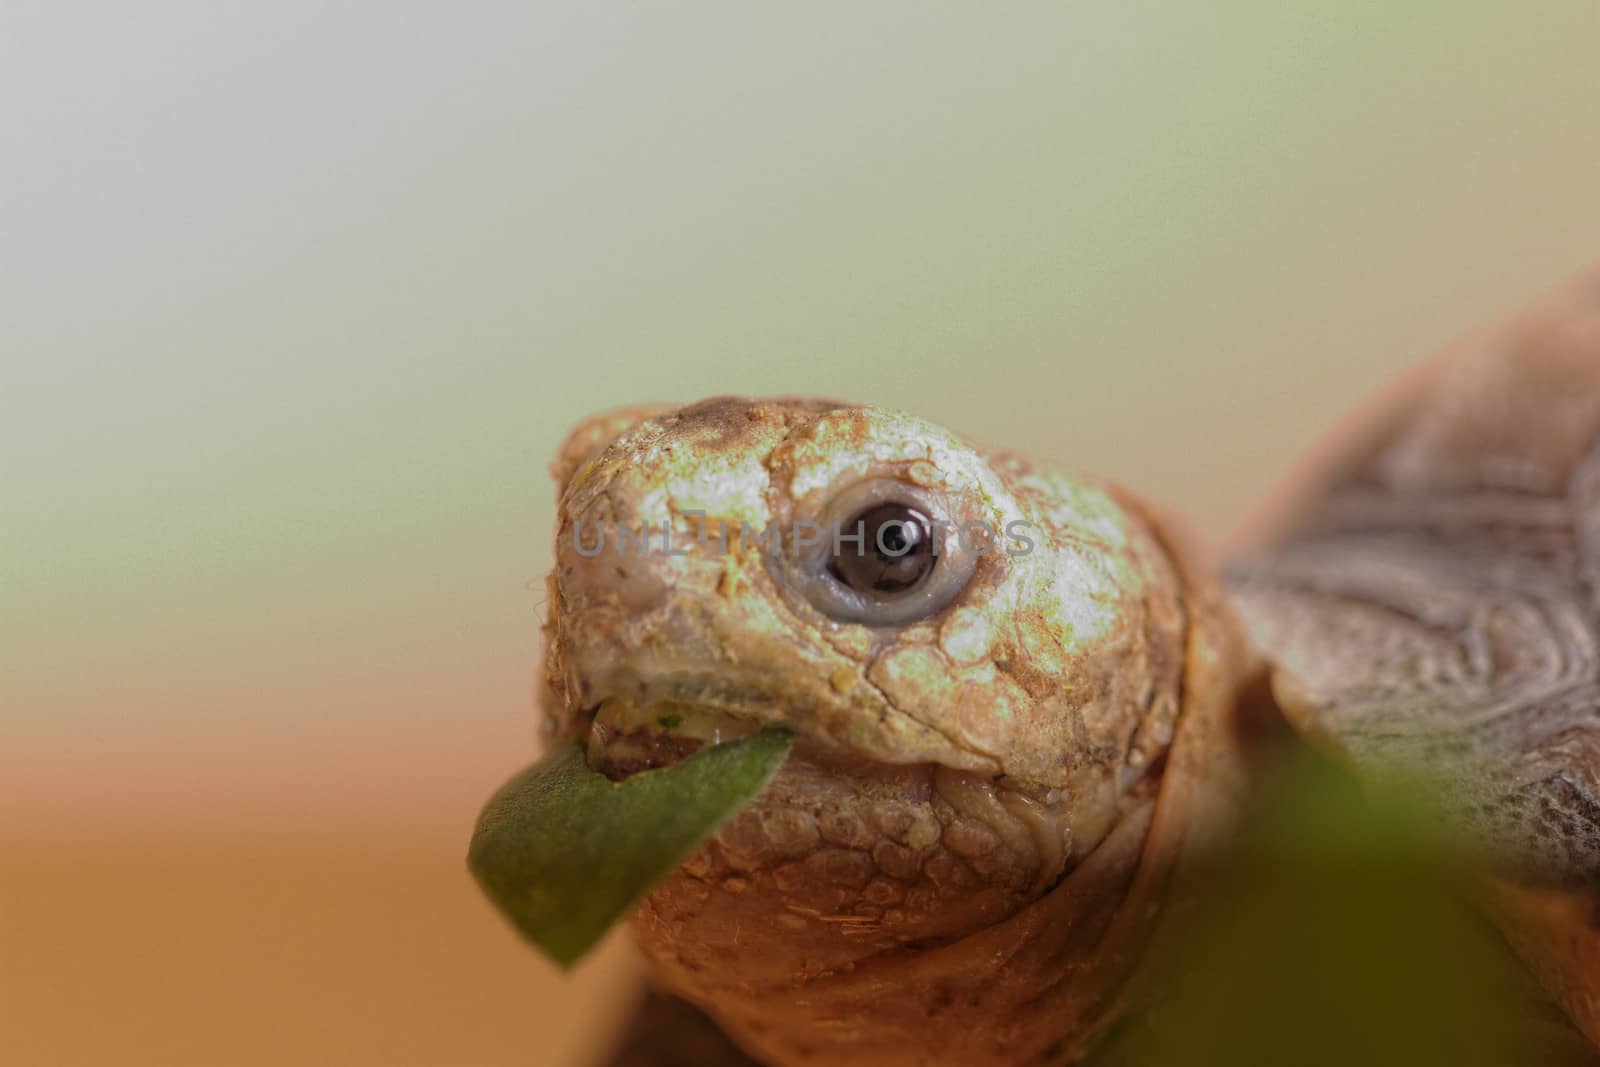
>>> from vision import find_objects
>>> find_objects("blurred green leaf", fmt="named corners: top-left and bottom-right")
top-left (467, 730), bottom-right (793, 969)
top-left (1091, 748), bottom-right (1596, 1067)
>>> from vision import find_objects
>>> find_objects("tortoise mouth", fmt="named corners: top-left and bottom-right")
top-left (584, 697), bottom-right (763, 780)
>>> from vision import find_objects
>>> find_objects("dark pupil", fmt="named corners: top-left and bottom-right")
top-left (829, 504), bottom-right (935, 596)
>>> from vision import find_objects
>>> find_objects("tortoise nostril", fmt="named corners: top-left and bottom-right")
top-left (558, 519), bottom-right (671, 613)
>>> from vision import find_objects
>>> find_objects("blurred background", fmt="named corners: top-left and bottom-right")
top-left (4, 3), bottom-right (1599, 1064)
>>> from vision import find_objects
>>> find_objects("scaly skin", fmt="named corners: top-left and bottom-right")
top-left (540, 398), bottom-right (1250, 1066)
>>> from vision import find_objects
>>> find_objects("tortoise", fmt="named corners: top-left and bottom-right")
top-left (469, 268), bottom-right (1600, 1065)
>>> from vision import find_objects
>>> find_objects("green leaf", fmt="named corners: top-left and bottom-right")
top-left (467, 729), bottom-right (794, 969)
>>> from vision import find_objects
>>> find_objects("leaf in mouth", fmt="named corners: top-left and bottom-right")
top-left (467, 728), bottom-right (794, 968)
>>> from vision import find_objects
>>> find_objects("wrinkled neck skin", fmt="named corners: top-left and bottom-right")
top-left (539, 399), bottom-right (1251, 1066)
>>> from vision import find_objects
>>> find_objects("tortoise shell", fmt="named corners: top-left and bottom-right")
top-left (1227, 266), bottom-right (1600, 1044)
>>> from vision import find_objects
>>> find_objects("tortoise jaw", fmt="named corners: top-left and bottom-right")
top-left (585, 697), bottom-right (764, 779)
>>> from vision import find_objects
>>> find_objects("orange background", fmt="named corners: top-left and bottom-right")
top-left (4, 4), bottom-right (1600, 1065)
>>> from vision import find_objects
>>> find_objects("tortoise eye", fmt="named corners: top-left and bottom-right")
top-left (778, 479), bottom-right (981, 627)
top-left (828, 504), bottom-right (936, 595)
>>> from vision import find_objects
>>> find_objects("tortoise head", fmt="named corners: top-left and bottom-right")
top-left (537, 396), bottom-right (1237, 1065)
